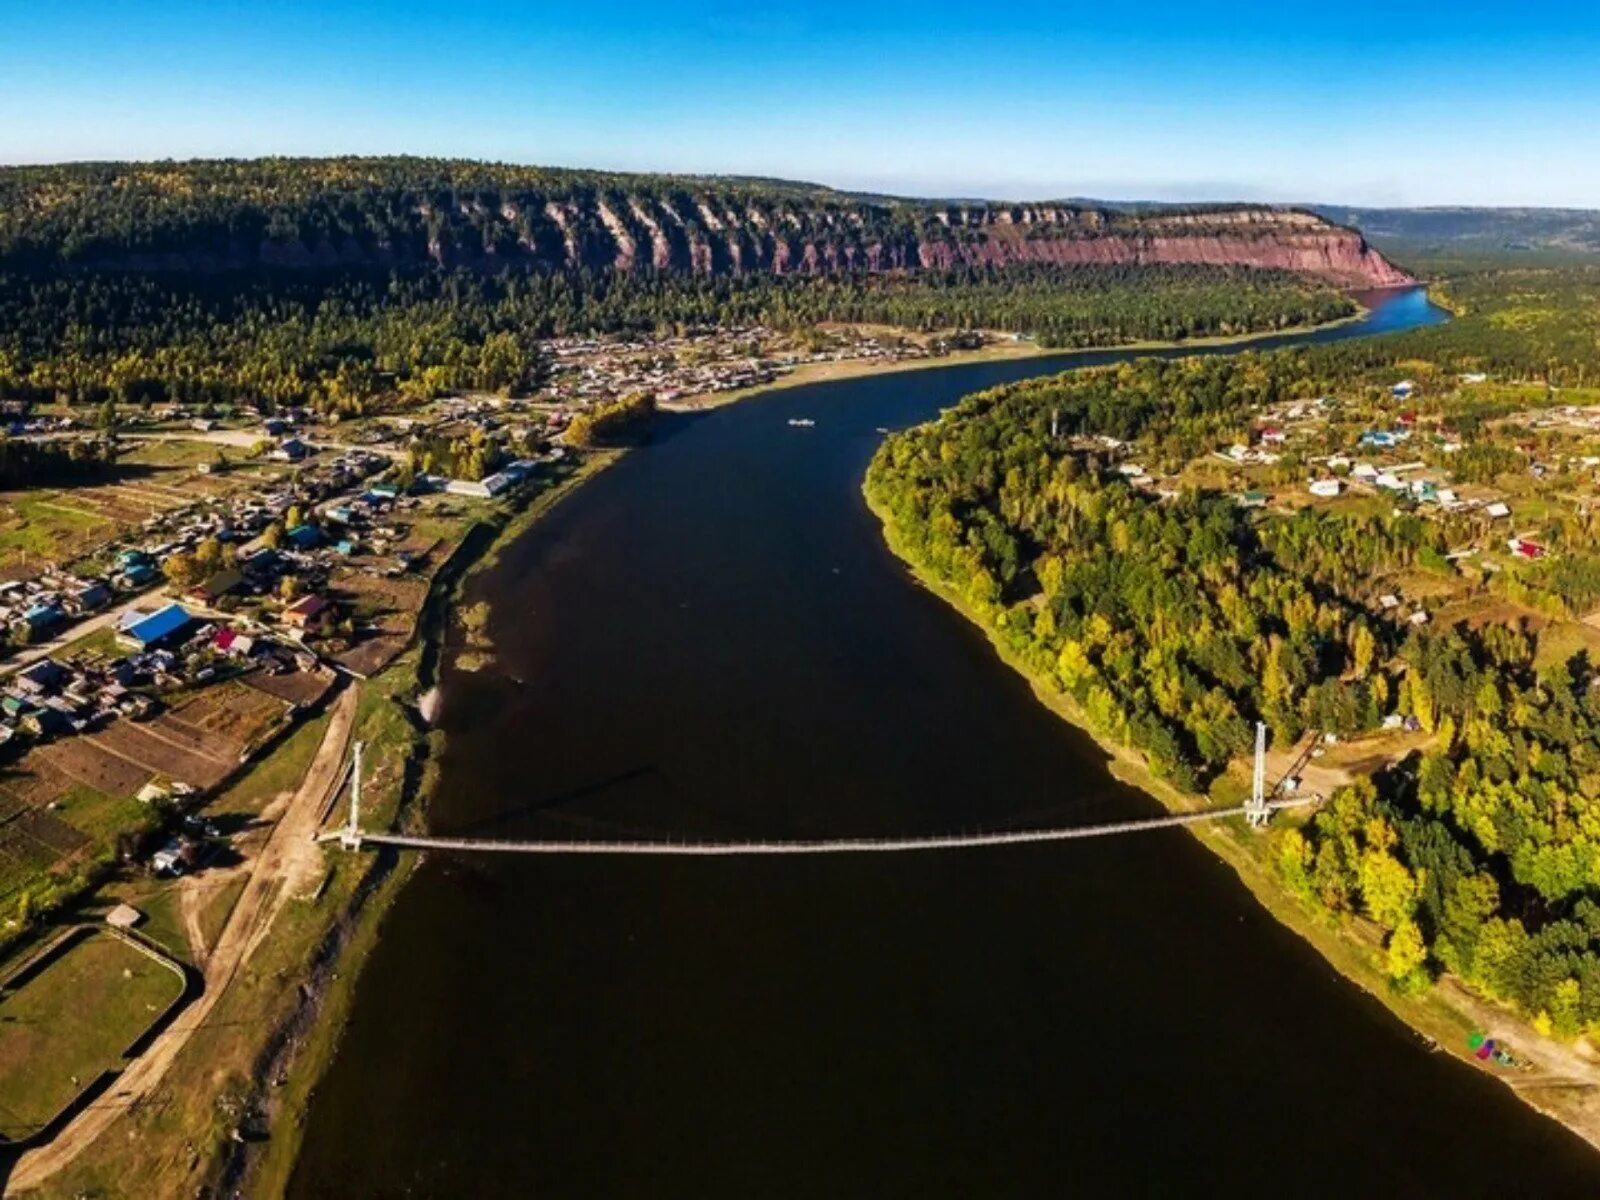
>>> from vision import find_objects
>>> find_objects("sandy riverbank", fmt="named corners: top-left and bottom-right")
top-left (664, 307), bottom-right (1371, 413)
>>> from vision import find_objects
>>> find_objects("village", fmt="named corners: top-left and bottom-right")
top-left (1093, 371), bottom-right (1600, 644)
top-left (0, 392), bottom-right (576, 919)
top-left (537, 322), bottom-right (979, 408)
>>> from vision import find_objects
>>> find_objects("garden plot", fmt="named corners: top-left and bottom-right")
top-left (35, 736), bottom-right (156, 799)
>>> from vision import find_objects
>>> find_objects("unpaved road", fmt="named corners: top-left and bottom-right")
top-left (8, 685), bottom-right (358, 1194)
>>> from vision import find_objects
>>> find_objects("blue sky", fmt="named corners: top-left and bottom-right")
top-left (2, 1), bottom-right (1596, 206)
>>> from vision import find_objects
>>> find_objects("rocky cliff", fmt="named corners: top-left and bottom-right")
top-left (0, 160), bottom-right (1412, 288)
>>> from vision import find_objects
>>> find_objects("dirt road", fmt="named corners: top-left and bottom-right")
top-left (7, 685), bottom-right (358, 1194)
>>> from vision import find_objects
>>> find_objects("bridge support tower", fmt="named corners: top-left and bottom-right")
top-left (1245, 721), bottom-right (1271, 829)
top-left (339, 740), bottom-right (365, 850)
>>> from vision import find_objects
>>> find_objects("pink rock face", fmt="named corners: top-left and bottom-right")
top-left (100, 193), bottom-right (1410, 288)
top-left (921, 227), bottom-right (1411, 288)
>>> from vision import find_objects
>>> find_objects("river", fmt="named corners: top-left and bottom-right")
top-left (290, 288), bottom-right (1600, 1196)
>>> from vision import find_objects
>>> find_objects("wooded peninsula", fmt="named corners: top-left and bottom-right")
top-left (867, 265), bottom-right (1600, 1137)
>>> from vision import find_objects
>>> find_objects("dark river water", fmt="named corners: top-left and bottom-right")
top-left (290, 289), bottom-right (1600, 1196)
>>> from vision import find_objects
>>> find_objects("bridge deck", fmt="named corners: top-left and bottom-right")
top-left (318, 797), bottom-right (1317, 855)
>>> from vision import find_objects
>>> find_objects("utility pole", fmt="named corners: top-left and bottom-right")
top-left (340, 740), bottom-right (364, 850)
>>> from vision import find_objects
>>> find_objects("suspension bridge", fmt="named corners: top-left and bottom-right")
top-left (315, 724), bottom-right (1319, 856)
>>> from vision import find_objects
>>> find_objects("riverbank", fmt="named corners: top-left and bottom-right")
top-left (217, 450), bottom-right (624, 1197)
top-left (863, 485), bottom-right (1600, 1156)
top-left (5, 452), bottom-right (624, 1198)
top-left (665, 305), bottom-right (1373, 412)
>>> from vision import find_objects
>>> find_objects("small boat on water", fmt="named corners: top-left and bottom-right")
top-left (787, 417), bottom-right (816, 428)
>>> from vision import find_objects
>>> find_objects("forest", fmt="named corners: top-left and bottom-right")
top-left (0, 433), bottom-right (115, 489)
top-left (0, 264), bottom-right (1354, 416)
top-left (866, 275), bottom-right (1600, 1036)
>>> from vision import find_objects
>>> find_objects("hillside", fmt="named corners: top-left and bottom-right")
top-left (0, 158), bottom-right (1410, 287)
top-left (1315, 204), bottom-right (1600, 264)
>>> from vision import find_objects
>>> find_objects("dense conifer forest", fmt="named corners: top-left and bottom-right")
top-left (0, 265), bottom-right (1353, 413)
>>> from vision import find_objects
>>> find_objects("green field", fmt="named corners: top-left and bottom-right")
top-left (0, 491), bottom-right (110, 564)
top-left (0, 930), bottom-right (185, 1141)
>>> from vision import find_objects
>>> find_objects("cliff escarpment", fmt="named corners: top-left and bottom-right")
top-left (0, 158), bottom-right (1412, 288)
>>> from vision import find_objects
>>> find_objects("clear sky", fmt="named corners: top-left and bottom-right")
top-left (2, 1), bottom-right (1596, 207)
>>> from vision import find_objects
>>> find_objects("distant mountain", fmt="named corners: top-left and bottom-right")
top-left (0, 158), bottom-right (1409, 288)
top-left (1311, 205), bottom-right (1600, 259)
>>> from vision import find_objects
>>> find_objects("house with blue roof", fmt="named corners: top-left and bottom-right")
top-left (116, 603), bottom-right (196, 651)
top-left (21, 603), bottom-right (63, 631)
top-left (286, 524), bottom-right (320, 550)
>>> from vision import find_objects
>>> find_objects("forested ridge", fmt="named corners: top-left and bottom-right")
top-left (866, 271), bottom-right (1600, 1035)
top-left (0, 157), bottom-right (1406, 415)
top-left (0, 158), bottom-right (1400, 280)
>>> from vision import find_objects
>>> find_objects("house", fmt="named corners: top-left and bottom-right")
top-left (151, 837), bottom-right (195, 876)
top-left (1485, 501), bottom-right (1512, 519)
top-left (213, 627), bottom-right (257, 658)
top-left (1378, 594), bottom-right (1401, 610)
top-left (240, 547), bottom-right (282, 578)
top-left (185, 568), bottom-right (243, 606)
top-left (502, 459), bottom-right (540, 481)
top-left (283, 594), bottom-right (332, 632)
top-left (117, 603), bottom-right (196, 651)
top-left (14, 659), bottom-right (66, 695)
top-left (64, 579), bottom-right (111, 613)
top-left (21, 602), bottom-right (63, 632)
top-left (1308, 479), bottom-right (1342, 498)
top-left (1509, 538), bottom-right (1546, 560)
top-left (1352, 462), bottom-right (1379, 480)
top-left (105, 904), bottom-right (143, 929)
top-left (1235, 490), bottom-right (1269, 509)
top-left (445, 472), bottom-right (513, 499)
top-left (137, 782), bottom-right (171, 804)
top-left (286, 524), bottom-right (320, 550)
top-left (21, 705), bottom-right (69, 738)
top-left (1462, 373), bottom-right (1488, 385)
top-left (121, 561), bottom-right (159, 587)
top-left (1391, 380), bottom-right (1416, 399)
top-left (271, 437), bottom-right (310, 462)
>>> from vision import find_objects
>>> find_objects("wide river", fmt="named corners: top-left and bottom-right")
top-left (291, 289), bottom-right (1600, 1196)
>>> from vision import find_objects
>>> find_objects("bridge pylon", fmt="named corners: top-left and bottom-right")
top-left (1245, 721), bottom-right (1271, 829)
top-left (339, 740), bottom-right (365, 850)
